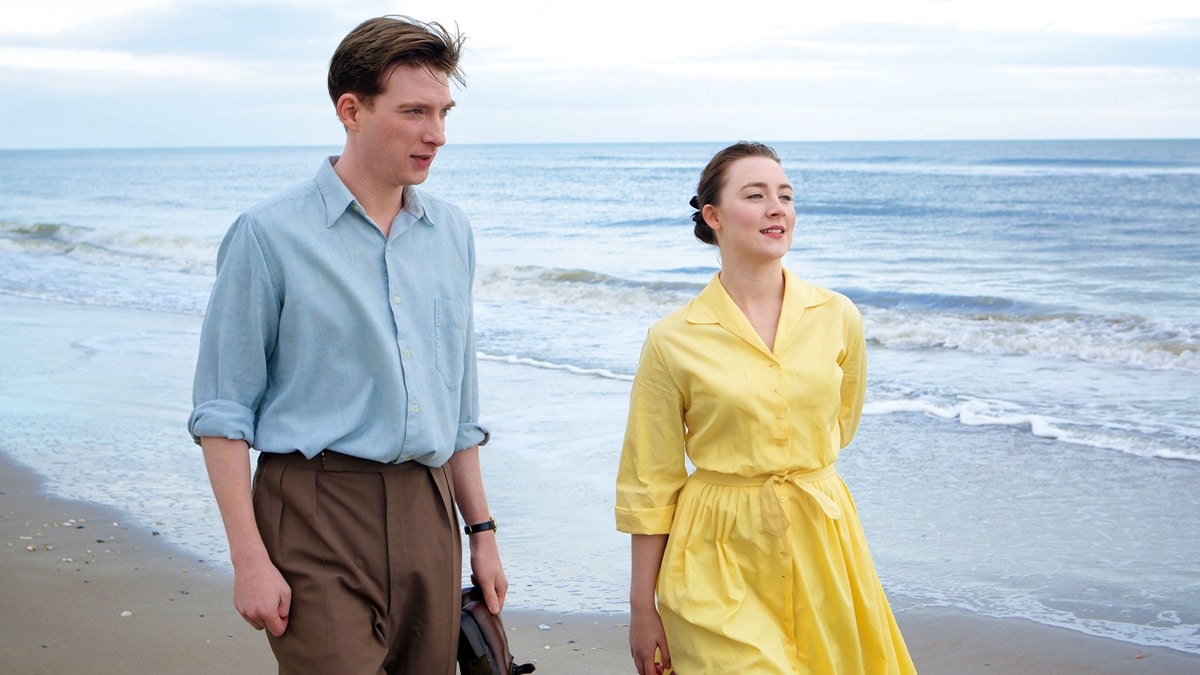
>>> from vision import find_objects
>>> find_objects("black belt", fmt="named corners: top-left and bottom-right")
top-left (263, 450), bottom-right (423, 473)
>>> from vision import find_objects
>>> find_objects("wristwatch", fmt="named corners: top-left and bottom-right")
top-left (463, 517), bottom-right (497, 535)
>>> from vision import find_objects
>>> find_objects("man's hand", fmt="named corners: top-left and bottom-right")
top-left (233, 550), bottom-right (292, 636)
top-left (468, 531), bottom-right (507, 614)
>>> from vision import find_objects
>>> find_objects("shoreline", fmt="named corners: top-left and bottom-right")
top-left (4, 451), bottom-right (1199, 674)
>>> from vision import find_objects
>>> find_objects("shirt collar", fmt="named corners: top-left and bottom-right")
top-left (314, 156), bottom-right (436, 229)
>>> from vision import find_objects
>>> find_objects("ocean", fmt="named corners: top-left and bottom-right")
top-left (1, 140), bottom-right (1197, 656)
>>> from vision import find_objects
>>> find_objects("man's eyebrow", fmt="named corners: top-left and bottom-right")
top-left (395, 100), bottom-right (457, 109)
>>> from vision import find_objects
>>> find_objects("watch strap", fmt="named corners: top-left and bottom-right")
top-left (464, 518), bottom-right (497, 535)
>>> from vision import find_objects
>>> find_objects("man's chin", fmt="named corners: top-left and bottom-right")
top-left (405, 169), bottom-right (432, 186)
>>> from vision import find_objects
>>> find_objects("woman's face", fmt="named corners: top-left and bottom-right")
top-left (703, 156), bottom-right (795, 265)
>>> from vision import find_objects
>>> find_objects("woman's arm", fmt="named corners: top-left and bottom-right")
top-left (629, 533), bottom-right (671, 675)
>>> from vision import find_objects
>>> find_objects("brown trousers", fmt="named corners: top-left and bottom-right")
top-left (253, 451), bottom-right (461, 675)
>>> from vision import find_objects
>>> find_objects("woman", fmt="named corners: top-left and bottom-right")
top-left (615, 142), bottom-right (916, 674)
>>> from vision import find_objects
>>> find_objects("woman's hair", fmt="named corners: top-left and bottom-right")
top-left (690, 141), bottom-right (781, 245)
top-left (327, 15), bottom-right (465, 109)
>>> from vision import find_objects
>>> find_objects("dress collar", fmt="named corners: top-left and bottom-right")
top-left (686, 268), bottom-right (833, 356)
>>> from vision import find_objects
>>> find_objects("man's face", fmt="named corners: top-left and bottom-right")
top-left (352, 62), bottom-right (455, 188)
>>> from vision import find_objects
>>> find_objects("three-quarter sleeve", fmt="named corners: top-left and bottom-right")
top-left (836, 299), bottom-right (867, 448)
top-left (615, 335), bottom-right (690, 534)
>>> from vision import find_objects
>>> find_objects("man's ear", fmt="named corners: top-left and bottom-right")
top-left (336, 93), bottom-right (364, 132)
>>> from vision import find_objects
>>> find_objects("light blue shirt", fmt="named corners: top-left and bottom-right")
top-left (188, 157), bottom-right (488, 466)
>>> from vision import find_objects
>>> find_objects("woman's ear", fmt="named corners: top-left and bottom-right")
top-left (702, 204), bottom-right (721, 233)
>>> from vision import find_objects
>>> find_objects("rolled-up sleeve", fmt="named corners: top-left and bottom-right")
top-left (615, 335), bottom-right (689, 534)
top-left (454, 239), bottom-right (489, 450)
top-left (188, 214), bottom-right (281, 444)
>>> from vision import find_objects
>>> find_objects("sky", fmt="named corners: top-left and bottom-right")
top-left (1, 0), bottom-right (1198, 149)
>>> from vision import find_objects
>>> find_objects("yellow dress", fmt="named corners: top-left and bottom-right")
top-left (616, 270), bottom-right (916, 674)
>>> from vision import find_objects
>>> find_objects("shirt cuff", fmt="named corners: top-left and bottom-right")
top-left (456, 421), bottom-right (490, 450)
top-left (615, 504), bottom-right (676, 534)
top-left (188, 399), bottom-right (256, 446)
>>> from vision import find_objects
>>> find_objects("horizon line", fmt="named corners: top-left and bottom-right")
top-left (2, 136), bottom-right (1199, 153)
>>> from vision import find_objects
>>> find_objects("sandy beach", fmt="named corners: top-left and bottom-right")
top-left (3, 452), bottom-right (1197, 674)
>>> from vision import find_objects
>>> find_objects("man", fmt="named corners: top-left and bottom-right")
top-left (188, 16), bottom-right (505, 674)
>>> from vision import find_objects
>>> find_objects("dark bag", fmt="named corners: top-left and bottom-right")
top-left (458, 586), bottom-right (536, 675)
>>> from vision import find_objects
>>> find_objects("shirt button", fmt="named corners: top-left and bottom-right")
top-left (777, 415), bottom-right (786, 421)
top-left (775, 387), bottom-right (783, 393)
top-left (411, 404), bottom-right (419, 413)
top-left (393, 296), bottom-right (401, 304)
top-left (404, 349), bottom-right (411, 357)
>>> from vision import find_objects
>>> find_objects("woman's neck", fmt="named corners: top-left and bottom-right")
top-left (718, 261), bottom-right (785, 309)
top-left (718, 262), bottom-right (786, 350)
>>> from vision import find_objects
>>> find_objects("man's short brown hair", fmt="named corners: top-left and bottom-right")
top-left (327, 15), bottom-right (465, 108)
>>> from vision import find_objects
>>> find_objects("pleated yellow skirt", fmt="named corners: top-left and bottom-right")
top-left (656, 466), bottom-right (917, 674)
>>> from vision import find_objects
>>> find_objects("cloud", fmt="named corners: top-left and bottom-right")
top-left (1, 0), bottom-right (162, 35)
top-left (0, 1), bottom-right (1197, 147)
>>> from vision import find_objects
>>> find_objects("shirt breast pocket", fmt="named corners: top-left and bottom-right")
top-left (434, 298), bottom-right (468, 389)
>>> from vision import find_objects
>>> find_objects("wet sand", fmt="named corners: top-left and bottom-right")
top-left (3, 452), bottom-right (1198, 674)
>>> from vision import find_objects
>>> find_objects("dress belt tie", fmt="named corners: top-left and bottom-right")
top-left (692, 464), bottom-right (842, 536)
